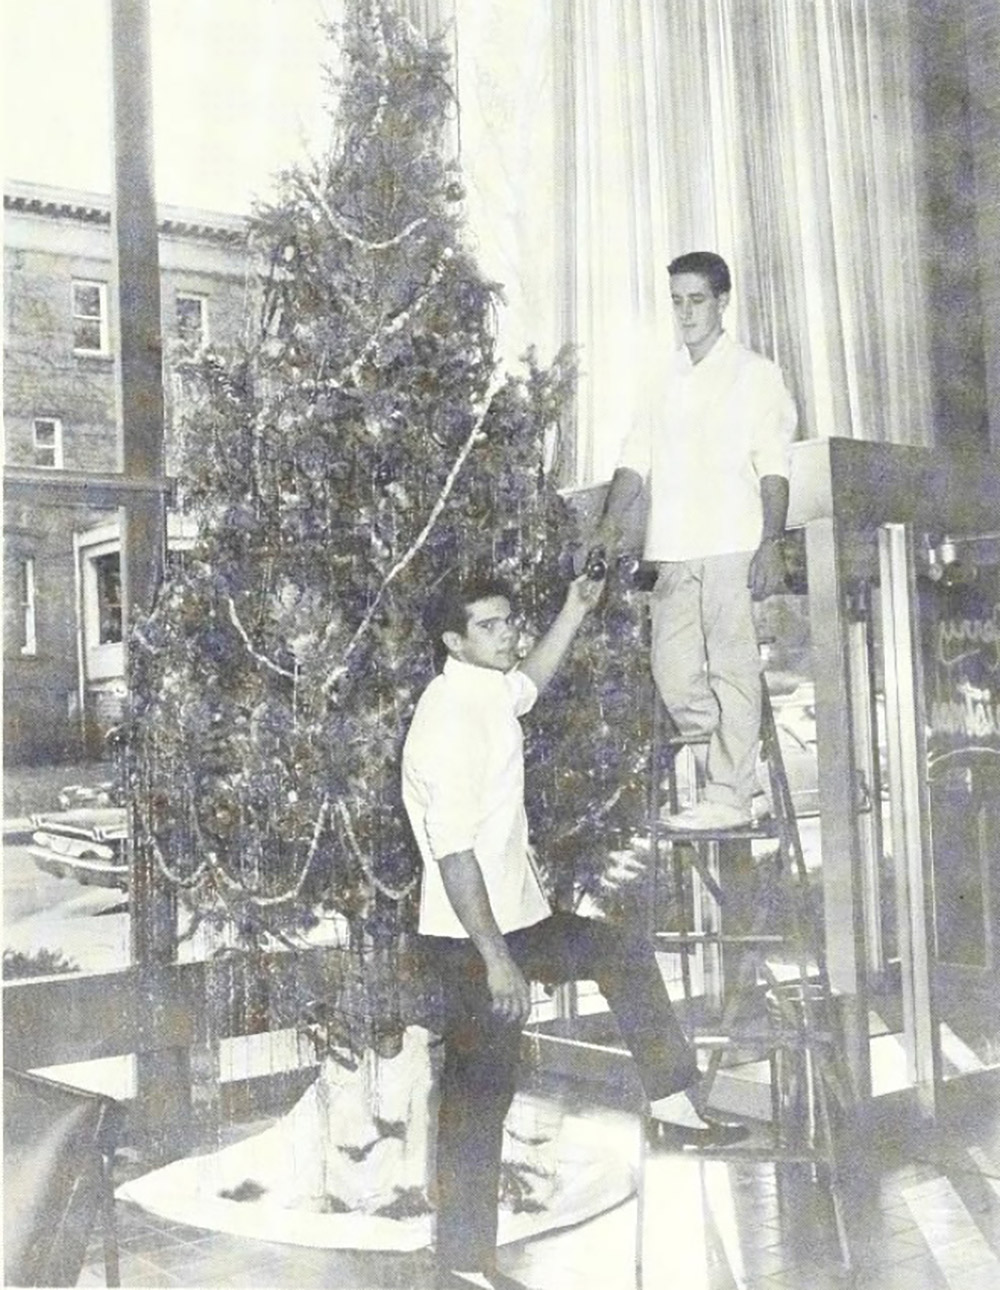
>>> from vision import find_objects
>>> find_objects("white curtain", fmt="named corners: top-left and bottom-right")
top-left (391, 0), bottom-right (563, 383)
top-left (562, 0), bottom-right (933, 481)
top-left (400, 0), bottom-right (932, 482)
top-left (450, 0), bottom-right (563, 373)
top-left (558, 1), bottom-right (677, 481)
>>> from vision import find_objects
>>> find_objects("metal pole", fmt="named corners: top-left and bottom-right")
top-left (554, 0), bottom-right (579, 486)
top-left (805, 516), bottom-right (872, 1104)
top-left (847, 601), bottom-right (885, 978)
top-left (108, 0), bottom-right (184, 1162)
top-left (878, 524), bottom-right (939, 1117)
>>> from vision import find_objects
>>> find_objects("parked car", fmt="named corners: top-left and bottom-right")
top-left (28, 804), bottom-right (128, 890)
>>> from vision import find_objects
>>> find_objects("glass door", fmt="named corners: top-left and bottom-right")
top-left (874, 526), bottom-right (1000, 1114)
top-left (920, 533), bottom-right (1000, 1081)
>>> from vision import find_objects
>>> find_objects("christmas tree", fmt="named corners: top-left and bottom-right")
top-left (131, 1), bottom-right (652, 1048)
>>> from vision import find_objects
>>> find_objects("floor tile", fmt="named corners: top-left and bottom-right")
top-left (66, 1075), bottom-right (1000, 1290)
top-left (944, 1269), bottom-right (1000, 1290)
top-left (115, 1252), bottom-right (189, 1287)
top-left (117, 1227), bottom-right (196, 1255)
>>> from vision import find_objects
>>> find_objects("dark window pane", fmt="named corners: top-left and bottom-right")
top-left (95, 553), bottom-right (122, 644)
top-left (74, 319), bottom-right (102, 350)
top-left (73, 283), bottom-right (102, 317)
top-left (176, 295), bottom-right (205, 345)
top-left (177, 296), bottom-right (200, 322)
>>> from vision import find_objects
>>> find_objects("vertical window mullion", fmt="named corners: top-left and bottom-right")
top-left (20, 557), bottom-right (37, 656)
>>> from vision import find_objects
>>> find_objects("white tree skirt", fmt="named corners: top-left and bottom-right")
top-left (118, 1027), bottom-right (637, 1252)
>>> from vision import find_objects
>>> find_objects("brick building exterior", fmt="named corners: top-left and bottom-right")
top-left (3, 181), bottom-right (251, 762)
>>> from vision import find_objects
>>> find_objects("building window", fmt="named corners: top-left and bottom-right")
top-left (176, 292), bottom-right (208, 349)
top-left (19, 558), bottom-right (37, 656)
top-left (94, 552), bottom-right (122, 644)
top-left (32, 417), bottom-right (63, 468)
top-left (72, 279), bottom-right (108, 353)
top-left (165, 547), bottom-right (191, 578)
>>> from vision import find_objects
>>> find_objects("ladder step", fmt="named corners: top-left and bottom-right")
top-left (691, 1028), bottom-right (840, 1050)
top-left (662, 732), bottom-right (712, 749)
top-left (646, 1139), bottom-right (835, 1166)
top-left (655, 930), bottom-right (790, 946)
top-left (651, 817), bottom-right (781, 841)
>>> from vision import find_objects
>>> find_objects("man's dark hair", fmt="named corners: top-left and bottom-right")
top-left (424, 573), bottom-right (514, 667)
top-left (668, 251), bottom-right (731, 297)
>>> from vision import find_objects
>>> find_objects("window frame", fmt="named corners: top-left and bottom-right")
top-left (80, 528), bottom-right (124, 681)
top-left (175, 290), bottom-right (209, 350)
top-left (32, 416), bottom-right (64, 469)
top-left (93, 550), bottom-right (123, 646)
top-left (19, 556), bottom-right (37, 657)
top-left (71, 278), bottom-right (110, 355)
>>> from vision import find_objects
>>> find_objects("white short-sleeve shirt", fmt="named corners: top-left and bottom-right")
top-left (402, 656), bottom-right (551, 938)
top-left (618, 332), bottom-right (798, 561)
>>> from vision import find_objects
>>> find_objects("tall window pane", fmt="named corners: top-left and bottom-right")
top-left (72, 280), bottom-right (107, 353)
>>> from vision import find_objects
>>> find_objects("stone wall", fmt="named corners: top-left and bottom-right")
top-left (2, 188), bottom-right (252, 762)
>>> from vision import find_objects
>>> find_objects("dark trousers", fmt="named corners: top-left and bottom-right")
top-left (423, 911), bottom-right (699, 1273)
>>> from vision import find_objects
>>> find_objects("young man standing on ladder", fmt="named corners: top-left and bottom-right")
top-left (591, 251), bottom-right (798, 831)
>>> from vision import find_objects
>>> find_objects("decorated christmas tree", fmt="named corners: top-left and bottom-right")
top-left (123, 0), bottom-right (657, 1230)
top-left (131, 0), bottom-right (651, 1045)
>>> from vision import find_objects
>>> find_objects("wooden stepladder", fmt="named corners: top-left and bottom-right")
top-left (635, 677), bottom-right (855, 1282)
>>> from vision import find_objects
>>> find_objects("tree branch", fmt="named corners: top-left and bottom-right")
top-left (226, 595), bottom-right (297, 679)
top-left (334, 798), bottom-right (420, 900)
top-left (321, 377), bottom-right (504, 695)
top-left (298, 171), bottom-right (429, 252)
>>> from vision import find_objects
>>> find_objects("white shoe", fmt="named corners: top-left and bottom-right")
top-left (660, 801), bottom-right (752, 831)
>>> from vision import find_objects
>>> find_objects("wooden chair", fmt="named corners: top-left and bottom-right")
top-left (3, 1067), bottom-right (124, 1286)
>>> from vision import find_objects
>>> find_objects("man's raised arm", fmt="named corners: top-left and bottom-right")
top-left (517, 573), bottom-right (604, 697)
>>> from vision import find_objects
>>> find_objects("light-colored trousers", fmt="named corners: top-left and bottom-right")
top-left (649, 552), bottom-right (762, 814)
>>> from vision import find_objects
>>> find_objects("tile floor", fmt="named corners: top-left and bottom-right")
top-left (78, 1075), bottom-right (1000, 1290)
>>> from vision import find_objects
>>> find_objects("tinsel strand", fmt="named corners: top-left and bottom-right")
top-left (194, 797), bottom-right (333, 907)
top-left (334, 798), bottom-right (419, 901)
top-left (347, 258), bottom-right (447, 386)
top-left (226, 595), bottom-right (296, 679)
top-left (298, 172), bottom-right (429, 251)
top-left (558, 784), bottom-right (627, 839)
top-left (322, 375), bottom-right (504, 695)
top-left (146, 828), bottom-right (210, 890)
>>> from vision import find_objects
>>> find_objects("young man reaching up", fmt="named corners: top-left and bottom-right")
top-left (402, 570), bottom-right (747, 1290)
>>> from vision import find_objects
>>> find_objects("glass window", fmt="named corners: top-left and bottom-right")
top-left (19, 558), bottom-right (37, 656)
top-left (176, 293), bottom-right (207, 349)
top-left (72, 279), bottom-right (108, 353)
top-left (94, 552), bottom-right (123, 644)
top-left (32, 417), bottom-right (62, 468)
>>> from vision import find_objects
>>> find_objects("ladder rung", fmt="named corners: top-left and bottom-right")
top-left (656, 931), bottom-right (790, 946)
top-left (691, 1028), bottom-right (840, 1049)
top-left (647, 1140), bottom-right (836, 1166)
top-left (650, 817), bottom-right (781, 841)
top-left (662, 732), bottom-right (712, 749)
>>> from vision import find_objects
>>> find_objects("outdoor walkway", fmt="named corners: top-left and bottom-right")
top-left (79, 1075), bottom-right (1000, 1290)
